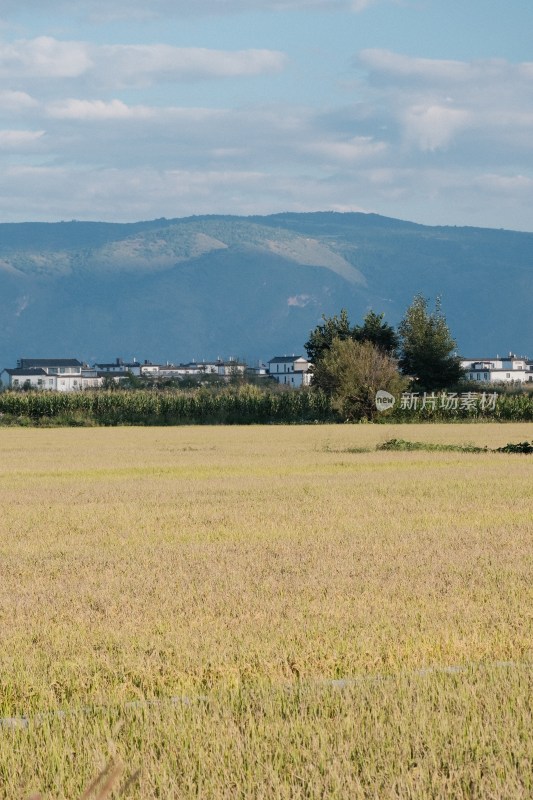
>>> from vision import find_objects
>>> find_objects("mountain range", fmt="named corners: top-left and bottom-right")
top-left (0, 211), bottom-right (531, 370)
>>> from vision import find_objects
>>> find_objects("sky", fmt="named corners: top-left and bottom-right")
top-left (1, 1), bottom-right (533, 230)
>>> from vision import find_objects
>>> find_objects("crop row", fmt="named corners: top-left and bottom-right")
top-left (384, 392), bottom-right (533, 422)
top-left (0, 388), bottom-right (531, 425)
top-left (0, 386), bottom-right (332, 425)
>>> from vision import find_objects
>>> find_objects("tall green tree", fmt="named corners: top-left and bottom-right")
top-left (304, 309), bottom-right (353, 364)
top-left (353, 310), bottom-right (399, 356)
top-left (398, 295), bottom-right (464, 390)
top-left (305, 308), bottom-right (398, 364)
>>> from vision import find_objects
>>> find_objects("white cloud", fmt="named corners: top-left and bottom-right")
top-left (287, 294), bottom-right (311, 307)
top-left (29, 103), bottom-right (314, 174)
top-left (358, 49), bottom-right (470, 83)
top-left (0, 129), bottom-right (44, 149)
top-left (48, 99), bottom-right (155, 120)
top-left (0, 165), bottom-right (273, 221)
top-left (0, 36), bottom-right (286, 89)
top-left (2, 158), bottom-right (533, 231)
top-left (474, 173), bottom-right (533, 193)
top-left (306, 135), bottom-right (387, 162)
top-left (96, 44), bottom-right (287, 87)
top-left (0, 90), bottom-right (39, 112)
top-left (354, 50), bottom-right (533, 157)
top-left (0, 36), bottom-right (92, 79)
top-left (357, 49), bottom-right (533, 103)
top-left (0, 42), bottom-right (533, 230)
top-left (401, 105), bottom-right (471, 151)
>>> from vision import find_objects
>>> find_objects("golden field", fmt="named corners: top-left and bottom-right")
top-left (0, 423), bottom-right (532, 799)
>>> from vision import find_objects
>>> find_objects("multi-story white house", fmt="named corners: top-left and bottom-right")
top-left (2, 367), bottom-right (52, 390)
top-left (461, 353), bottom-right (532, 384)
top-left (216, 358), bottom-right (246, 378)
top-left (138, 361), bottom-right (161, 377)
top-left (268, 356), bottom-right (312, 387)
top-left (94, 358), bottom-right (142, 376)
top-left (2, 359), bottom-right (86, 391)
top-left (0, 358), bottom-right (136, 390)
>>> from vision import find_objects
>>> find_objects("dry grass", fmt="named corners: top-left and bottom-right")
top-left (28, 760), bottom-right (139, 800)
top-left (0, 423), bottom-right (532, 798)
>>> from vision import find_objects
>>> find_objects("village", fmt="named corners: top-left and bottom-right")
top-left (0, 355), bottom-right (314, 391)
top-left (1, 352), bottom-right (532, 392)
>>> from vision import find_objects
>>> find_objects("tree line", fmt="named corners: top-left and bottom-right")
top-left (304, 295), bottom-right (464, 421)
top-left (1, 294), bottom-right (530, 425)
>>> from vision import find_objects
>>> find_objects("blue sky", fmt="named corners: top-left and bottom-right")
top-left (1, 0), bottom-right (533, 229)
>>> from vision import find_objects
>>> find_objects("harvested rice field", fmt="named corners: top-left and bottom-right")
top-left (1, 423), bottom-right (532, 799)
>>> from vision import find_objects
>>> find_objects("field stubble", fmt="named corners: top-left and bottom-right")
top-left (0, 423), bottom-right (532, 798)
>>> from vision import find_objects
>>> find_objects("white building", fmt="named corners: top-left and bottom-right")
top-left (2, 367), bottom-right (52, 390)
top-left (2, 359), bottom-right (86, 391)
top-left (141, 360), bottom-right (226, 380)
top-left (139, 361), bottom-right (161, 377)
top-left (86, 369), bottom-right (131, 386)
top-left (216, 358), bottom-right (246, 378)
top-left (0, 358), bottom-right (137, 390)
top-left (155, 362), bottom-right (214, 380)
top-left (246, 361), bottom-right (269, 380)
top-left (94, 358), bottom-right (142, 376)
top-left (268, 356), bottom-right (312, 387)
top-left (80, 369), bottom-right (106, 389)
top-left (461, 353), bottom-right (532, 384)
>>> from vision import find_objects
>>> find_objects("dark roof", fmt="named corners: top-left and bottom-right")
top-left (18, 358), bottom-right (83, 368)
top-left (5, 367), bottom-right (48, 376)
top-left (462, 356), bottom-right (529, 362)
top-left (94, 361), bottom-right (141, 368)
top-left (218, 362), bottom-right (246, 367)
top-left (268, 355), bottom-right (306, 364)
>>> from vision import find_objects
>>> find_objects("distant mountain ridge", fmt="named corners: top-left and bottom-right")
top-left (0, 212), bottom-right (531, 369)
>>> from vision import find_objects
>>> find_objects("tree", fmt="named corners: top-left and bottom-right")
top-left (398, 295), bottom-right (464, 391)
top-left (353, 310), bottom-right (399, 356)
top-left (305, 308), bottom-right (398, 361)
top-left (304, 309), bottom-right (352, 364)
top-left (312, 338), bottom-right (407, 421)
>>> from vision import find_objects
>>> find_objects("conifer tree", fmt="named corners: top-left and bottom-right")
top-left (398, 295), bottom-right (464, 390)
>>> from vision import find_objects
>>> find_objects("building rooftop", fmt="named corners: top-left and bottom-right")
top-left (268, 355), bottom-right (307, 364)
top-left (4, 367), bottom-right (48, 376)
top-left (18, 358), bottom-right (83, 369)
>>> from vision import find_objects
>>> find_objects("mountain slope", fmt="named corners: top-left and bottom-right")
top-left (0, 212), bottom-right (531, 368)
